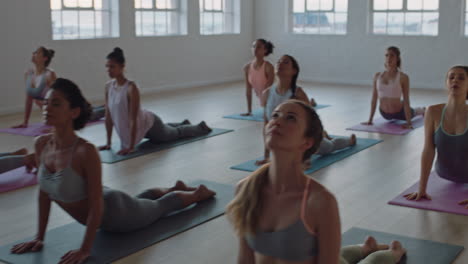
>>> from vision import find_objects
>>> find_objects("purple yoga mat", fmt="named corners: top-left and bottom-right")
top-left (389, 172), bottom-right (468, 216)
top-left (346, 116), bottom-right (424, 135)
top-left (0, 120), bottom-right (104, 137)
top-left (0, 166), bottom-right (37, 193)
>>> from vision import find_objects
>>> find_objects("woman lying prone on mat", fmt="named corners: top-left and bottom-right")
top-left (10, 78), bottom-right (216, 264)
top-left (227, 100), bottom-right (406, 264)
top-left (405, 66), bottom-right (468, 207)
top-left (99, 47), bottom-right (212, 155)
top-left (0, 148), bottom-right (36, 174)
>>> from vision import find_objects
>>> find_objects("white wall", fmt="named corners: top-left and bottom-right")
top-left (1, 0), bottom-right (254, 113)
top-left (254, 0), bottom-right (468, 90)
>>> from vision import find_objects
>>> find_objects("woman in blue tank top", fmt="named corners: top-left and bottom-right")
top-left (10, 78), bottom-right (216, 264)
top-left (227, 100), bottom-right (406, 264)
top-left (405, 66), bottom-right (468, 207)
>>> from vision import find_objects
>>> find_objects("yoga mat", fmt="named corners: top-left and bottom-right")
top-left (0, 167), bottom-right (37, 193)
top-left (0, 180), bottom-right (234, 264)
top-left (346, 116), bottom-right (424, 135)
top-left (230, 137), bottom-right (382, 174)
top-left (388, 171), bottom-right (468, 216)
top-left (100, 128), bottom-right (234, 164)
top-left (223, 104), bottom-right (330, 122)
top-left (0, 120), bottom-right (105, 137)
top-left (342, 227), bottom-right (464, 264)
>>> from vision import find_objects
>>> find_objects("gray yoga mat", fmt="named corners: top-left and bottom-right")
top-left (342, 227), bottom-right (464, 264)
top-left (0, 180), bottom-right (234, 264)
top-left (99, 128), bottom-right (234, 164)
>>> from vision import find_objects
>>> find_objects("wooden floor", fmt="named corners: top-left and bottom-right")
top-left (0, 81), bottom-right (466, 263)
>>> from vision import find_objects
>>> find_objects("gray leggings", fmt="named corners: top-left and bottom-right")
top-left (317, 137), bottom-right (353, 155)
top-left (144, 113), bottom-right (209, 143)
top-left (89, 105), bottom-right (106, 122)
top-left (100, 187), bottom-right (184, 232)
top-left (380, 107), bottom-right (415, 121)
top-left (340, 245), bottom-right (396, 264)
top-left (0, 153), bottom-right (24, 174)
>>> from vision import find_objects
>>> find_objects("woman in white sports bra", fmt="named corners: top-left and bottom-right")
top-left (362, 46), bottom-right (425, 129)
top-left (12, 47), bottom-right (57, 128)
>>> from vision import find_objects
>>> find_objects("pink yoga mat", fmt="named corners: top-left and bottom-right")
top-left (389, 172), bottom-right (468, 216)
top-left (0, 167), bottom-right (37, 193)
top-left (346, 116), bottom-right (424, 135)
top-left (0, 120), bottom-right (104, 137)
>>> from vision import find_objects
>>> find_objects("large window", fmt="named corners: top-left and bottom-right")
top-left (465, 0), bottom-right (468, 36)
top-left (200, 0), bottom-right (240, 35)
top-left (292, 0), bottom-right (348, 35)
top-left (135, 0), bottom-right (187, 36)
top-left (50, 0), bottom-right (119, 40)
top-left (372, 0), bottom-right (439, 36)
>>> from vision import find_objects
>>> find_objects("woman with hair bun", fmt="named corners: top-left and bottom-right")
top-left (13, 47), bottom-right (57, 128)
top-left (241, 39), bottom-right (275, 116)
top-left (99, 47), bottom-right (212, 155)
top-left (362, 46), bottom-right (425, 129)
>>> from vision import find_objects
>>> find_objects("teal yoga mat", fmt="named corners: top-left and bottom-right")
top-left (342, 227), bottom-right (464, 264)
top-left (0, 180), bottom-right (234, 264)
top-left (99, 128), bottom-right (234, 164)
top-left (223, 105), bottom-right (330, 122)
top-left (230, 137), bottom-right (382, 174)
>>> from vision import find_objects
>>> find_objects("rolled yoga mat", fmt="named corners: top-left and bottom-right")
top-left (388, 171), bottom-right (468, 216)
top-left (223, 104), bottom-right (330, 122)
top-left (346, 116), bottom-right (424, 135)
top-left (342, 227), bottom-right (464, 264)
top-left (99, 128), bottom-right (234, 164)
top-left (230, 137), bottom-right (382, 174)
top-left (0, 120), bottom-right (105, 137)
top-left (0, 180), bottom-right (234, 264)
top-left (0, 167), bottom-right (37, 193)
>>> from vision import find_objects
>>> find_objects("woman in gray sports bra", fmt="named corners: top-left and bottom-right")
top-left (10, 78), bottom-right (216, 264)
top-left (227, 100), bottom-right (406, 264)
top-left (405, 66), bottom-right (468, 207)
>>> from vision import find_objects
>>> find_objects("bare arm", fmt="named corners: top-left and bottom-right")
top-left (243, 63), bottom-right (253, 114)
top-left (365, 73), bottom-right (379, 124)
top-left (264, 62), bottom-right (275, 88)
top-left (101, 84), bottom-right (113, 149)
top-left (46, 70), bottom-right (57, 87)
top-left (401, 74), bottom-right (413, 127)
top-left (127, 82), bottom-right (141, 151)
top-left (237, 238), bottom-right (255, 264)
top-left (294, 87), bottom-right (310, 105)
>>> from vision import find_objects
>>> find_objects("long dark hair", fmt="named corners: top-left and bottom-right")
top-left (38, 46), bottom-right (55, 67)
top-left (283, 55), bottom-right (300, 99)
top-left (256, 39), bottom-right (274, 56)
top-left (387, 46), bottom-right (401, 69)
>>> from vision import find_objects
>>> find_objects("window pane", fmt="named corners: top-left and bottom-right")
top-left (135, 11), bottom-right (142, 35)
top-left (205, 0), bottom-right (213, 10)
top-left (140, 0), bottom-right (153, 9)
top-left (373, 0), bottom-right (387, 10)
top-left (155, 11), bottom-right (167, 34)
top-left (335, 0), bottom-right (347, 12)
top-left (78, 0), bottom-right (93, 8)
top-left (156, 0), bottom-right (177, 9)
top-left (64, 0), bottom-right (78, 8)
top-left (142, 11), bottom-right (155, 35)
top-left (320, 0), bottom-right (333, 11)
top-left (387, 12), bottom-right (403, 34)
top-left (407, 0), bottom-right (422, 10)
top-left (62, 10), bottom-right (79, 39)
top-left (373, 12), bottom-right (387, 34)
top-left (213, 13), bottom-right (223, 33)
top-left (135, 0), bottom-right (141, 8)
top-left (422, 12), bottom-right (438, 35)
top-left (303, 13), bottom-right (320, 34)
top-left (213, 0), bottom-right (222, 11)
top-left (423, 0), bottom-right (438, 10)
top-left (404, 12), bottom-right (422, 35)
top-left (388, 0), bottom-right (403, 10)
top-left (51, 10), bottom-right (63, 39)
top-left (94, 0), bottom-right (102, 9)
top-left (320, 12), bottom-right (334, 33)
top-left (293, 0), bottom-right (305, 13)
top-left (335, 12), bottom-right (347, 34)
top-left (79, 11), bottom-right (95, 38)
top-left (293, 13), bottom-right (306, 32)
top-left (201, 12), bottom-right (214, 34)
top-left (465, 16), bottom-right (468, 36)
top-left (466, 0), bottom-right (468, 12)
top-left (51, 0), bottom-right (61, 10)
top-left (306, 0), bottom-right (320, 11)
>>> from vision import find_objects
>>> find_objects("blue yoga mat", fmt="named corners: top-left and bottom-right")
top-left (223, 104), bottom-right (330, 122)
top-left (230, 137), bottom-right (382, 174)
top-left (342, 227), bottom-right (464, 264)
top-left (0, 180), bottom-right (234, 264)
top-left (99, 128), bottom-right (234, 164)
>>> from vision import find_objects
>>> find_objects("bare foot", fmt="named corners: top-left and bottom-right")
top-left (12, 123), bottom-right (27, 129)
top-left (350, 134), bottom-right (357, 146)
top-left (199, 121), bottom-right (212, 133)
top-left (310, 98), bottom-right (317, 107)
top-left (194, 185), bottom-right (216, 201)
top-left (240, 112), bottom-right (252, 116)
top-left (181, 119), bottom-right (191, 125)
top-left (255, 159), bottom-right (269, 166)
top-left (173, 180), bottom-right (197, 192)
top-left (11, 148), bottom-right (28, 156)
top-left (361, 236), bottom-right (389, 257)
top-left (390, 240), bottom-right (406, 263)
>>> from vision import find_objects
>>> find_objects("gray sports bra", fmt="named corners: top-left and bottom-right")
top-left (245, 179), bottom-right (318, 262)
top-left (434, 106), bottom-right (468, 183)
top-left (25, 70), bottom-right (49, 100)
top-left (38, 138), bottom-right (88, 203)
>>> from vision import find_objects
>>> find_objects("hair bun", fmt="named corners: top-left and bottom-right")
top-left (113, 47), bottom-right (123, 55)
top-left (49, 49), bottom-right (55, 58)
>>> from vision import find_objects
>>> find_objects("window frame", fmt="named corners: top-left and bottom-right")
top-left (134, 0), bottom-right (187, 37)
top-left (370, 0), bottom-right (440, 36)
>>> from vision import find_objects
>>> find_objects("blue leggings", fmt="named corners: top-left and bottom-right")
top-left (100, 187), bottom-right (184, 232)
top-left (379, 107), bottom-right (415, 121)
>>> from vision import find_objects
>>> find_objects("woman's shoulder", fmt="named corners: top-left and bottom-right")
top-left (34, 134), bottom-right (53, 152)
top-left (427, 104), bottom-right (445, 116)
top-left (305, 179), bottom-right (338, 211)
top-left (74, 138), bottom-right (100, 161)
